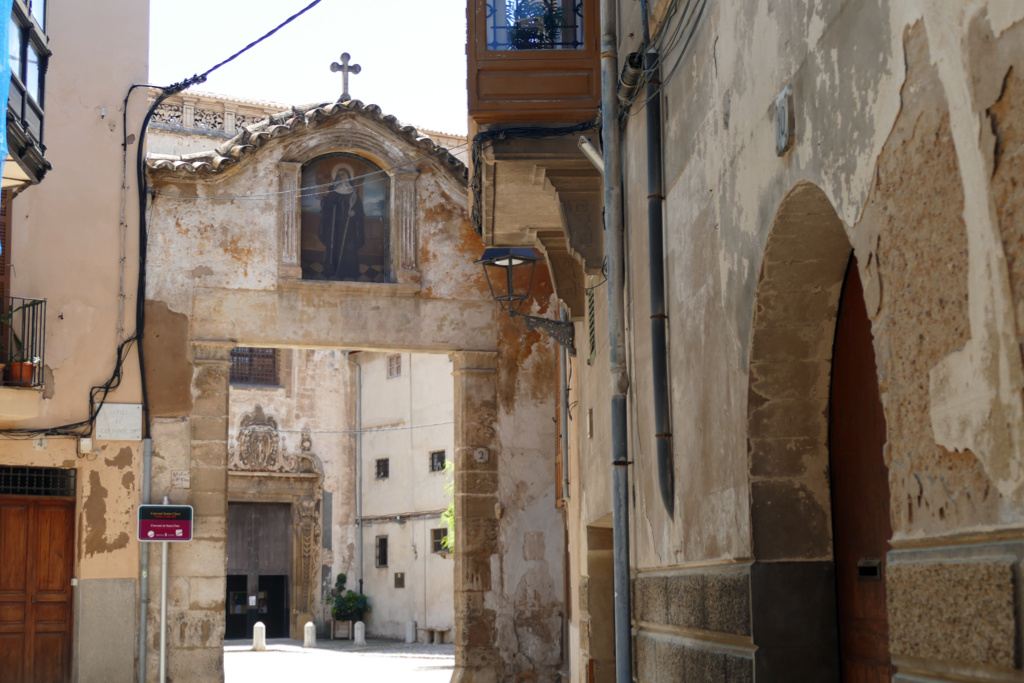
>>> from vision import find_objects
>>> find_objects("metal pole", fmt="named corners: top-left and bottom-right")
top-left (159, 497), bottom-right (169, 683)
top-left (600, 0), bottom-right (634, 678)
top-left (138, 438), bottom-right (152, 683)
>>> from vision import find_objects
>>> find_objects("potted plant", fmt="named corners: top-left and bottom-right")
top-left (330, 573), bottom-right (369, 639)
top-left (1, 299), bottom-right (44, 387)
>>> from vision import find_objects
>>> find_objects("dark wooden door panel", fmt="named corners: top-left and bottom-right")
top-left (0, 496), bottom-right (74, 683)
top-left (830, 260), bottom-right (894, 682)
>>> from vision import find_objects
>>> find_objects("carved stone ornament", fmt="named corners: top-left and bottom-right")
top-left (230, 405), bottom-right (295, 472)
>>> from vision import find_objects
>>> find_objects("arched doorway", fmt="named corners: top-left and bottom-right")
top-left (747, 182), bottom-right (893, 680)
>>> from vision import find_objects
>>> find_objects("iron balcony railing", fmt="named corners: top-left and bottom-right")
top-left (1, 296), bottom-right (46, 388)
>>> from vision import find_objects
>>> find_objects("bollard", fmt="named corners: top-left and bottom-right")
top-left (303, 621), bottom-right (316, 648)
top-left (354, 620), bottom-right (366, 646)
top-left (405, 620), bottom-right (416, 644)
top-left (252, 622), bottom-right (267, 652)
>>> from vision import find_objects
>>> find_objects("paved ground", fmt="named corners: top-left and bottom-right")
top-left (224, 638), bottom-right (455, 683)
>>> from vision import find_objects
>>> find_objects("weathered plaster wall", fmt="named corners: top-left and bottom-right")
top-left (551, 0), bottom-right (1024, 680)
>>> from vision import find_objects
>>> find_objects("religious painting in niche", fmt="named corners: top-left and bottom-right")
top-left (300, 153), bottom-right (390, 282)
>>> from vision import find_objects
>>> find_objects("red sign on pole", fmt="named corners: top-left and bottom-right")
top-left (138, 504), bottom-right (193, 542)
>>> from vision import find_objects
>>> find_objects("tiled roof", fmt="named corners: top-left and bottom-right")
top-left (146, 99), bottom-right (467, 181)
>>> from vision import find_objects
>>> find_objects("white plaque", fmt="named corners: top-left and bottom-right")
top-left (95, 403), bottom-right (143, 440)
top-left (171, 470), bottom-right (191, 488)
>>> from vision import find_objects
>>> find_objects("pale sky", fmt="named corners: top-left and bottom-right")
top-left (148, 0), bottom-right (469, 135)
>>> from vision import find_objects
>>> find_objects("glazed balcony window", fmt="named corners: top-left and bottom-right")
top-left (485, 0), bottom-right (584, 51)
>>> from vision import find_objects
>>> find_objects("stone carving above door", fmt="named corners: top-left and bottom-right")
top-left (231, 404), bottom-right (292, 472)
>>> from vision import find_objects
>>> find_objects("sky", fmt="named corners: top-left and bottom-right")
top-left (148, 0), bottom-right (469, 135)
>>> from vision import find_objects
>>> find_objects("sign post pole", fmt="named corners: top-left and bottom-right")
top-left (160, 536), bottom-right (168, 683)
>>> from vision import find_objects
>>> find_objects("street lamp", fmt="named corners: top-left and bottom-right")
top-left (476, 248), bottom-right (576, 354)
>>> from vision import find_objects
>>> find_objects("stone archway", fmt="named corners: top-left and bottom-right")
top-left (143, 103), bottom-right (564, 683)
top-left (746, 181), bottom-right (852, 679)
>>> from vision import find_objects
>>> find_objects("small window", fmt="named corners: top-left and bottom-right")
top-left (375, 458), bottom-right (390, 479)
top-left (430, 450), bottom-right (446, 472)
top-left (230, 347), bottom-right (277, 386)
top-left (432, 528), bottom-right (449, 554)
top-left (394, 572), bottom-right (405, 588)
top-left (376, 536), bottom-right (389, 567)
top-left (387, 354), bottom-right (402, 378)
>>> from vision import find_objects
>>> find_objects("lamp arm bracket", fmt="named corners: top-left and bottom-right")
top-left (513, 313), bottom-right (576, 355)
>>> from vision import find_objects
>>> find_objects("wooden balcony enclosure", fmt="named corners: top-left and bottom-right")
top-left (468, 0), bottom-right (601, 125)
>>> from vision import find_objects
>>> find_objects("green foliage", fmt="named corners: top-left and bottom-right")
top-left (440, 459), bottom-right (455, 553)
top-left (331, 573), bottom-right (370, 622)
top-left (0, 299), bottom-right (43, 363)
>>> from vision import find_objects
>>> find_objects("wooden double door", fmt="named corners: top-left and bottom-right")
top-left (0, 496), bottom-right (74, 683)
top-left (226, 503), bottom-right (291, 640)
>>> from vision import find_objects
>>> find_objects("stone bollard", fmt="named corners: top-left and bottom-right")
top-left (405, 620), bottom-right (416, 644)
top-left (303, 621), bottom-right (316, 648)
top-left (354, 620), bottom-right (366, 646)
top-left (252, 622), bottom-right (267, 651)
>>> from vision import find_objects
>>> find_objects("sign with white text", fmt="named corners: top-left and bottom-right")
top-left (138, 505), bottom-right (193, 542)
top-left (95, 403), bottom-right (143, 440)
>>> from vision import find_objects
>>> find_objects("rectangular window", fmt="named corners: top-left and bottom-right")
top-left (432, 528), bottom-right (448, 554)
top-left (430, 450), bottom-right (446, 472)
top-left (387, 354), bottom-right (401, 378)
top-left (375, 536), bottom-right (388, 567)
top-left (0, 466), bottom-right (75, 497)
top-left (394, 572), bottom-right (405, 588)
top-left (485, 0), bottom-right (585, 51)
top-left (375, 458), bottom-right (390, 480)
top-left (230, 347), bottom-right (277, 386)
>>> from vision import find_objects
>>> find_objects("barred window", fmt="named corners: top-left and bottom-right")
top-left (0, 466), bottom-right (75, 497)
top-left (387, 354), bottom-right (401, 378)
top-left (430, 450), bottom-right (446, 472)
top-left (230, 347), bottom-right (277, 386)
top-left (375, 458), bottom-right (390, 479)
top-left (376, 536), bottom-right (389, 567)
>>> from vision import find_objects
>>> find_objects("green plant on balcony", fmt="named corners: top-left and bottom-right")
top-left (0, 299), bottom-right (43, 385)
top-left (506, 0), bottom-right (566, 49)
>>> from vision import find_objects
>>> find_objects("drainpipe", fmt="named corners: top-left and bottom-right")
top-left (559, 306), bottom-right (571, 676)
top-left (137, 438), bottom-right (152, 683)
top-left (640, 2), bottom-right (675, 517)
top-left (345, 352), bottom-right (364, 593)
top-left (600, 0), bottom-right (633, 679)
top-left (560, 307), bottom-right (571, 502)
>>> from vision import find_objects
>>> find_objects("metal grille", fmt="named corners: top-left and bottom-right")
top-left (430, 450), bottom-right (446, 472)
top-left (587, 288), bottom-right (596, 366)
top-left (230, 347), bottom-right (277, 386)
top-left (0, 466), bottom-right (75, 497)
top-left (376, 536), bottom-right (389, 567)
top-left (486, 0), bottom-right (585, 50)
top-left (375, 458), bottom-right (390, 479)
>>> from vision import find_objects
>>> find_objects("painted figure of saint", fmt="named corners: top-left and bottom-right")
top-left (319, 166), bottom-right (365, 279)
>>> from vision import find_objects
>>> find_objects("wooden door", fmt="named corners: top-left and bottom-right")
top-left (226, 503), bottom-right (291, 639)
top-left (0, 496), bottom-right (74, 683)
top-left (829, 260), bottom-right (893, 682)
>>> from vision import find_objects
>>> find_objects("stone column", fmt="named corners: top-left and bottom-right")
top-left (147, 340), bottom-right (232, 682)
top-left (393, 170), bottom-right (420, 284)
top-left (278, 161), bottom-right (303, 279)
top-left (450, 351), bottom-right (500, 683)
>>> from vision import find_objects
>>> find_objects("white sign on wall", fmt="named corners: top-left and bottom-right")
top-left (95, 403), bottom-right (143, 440)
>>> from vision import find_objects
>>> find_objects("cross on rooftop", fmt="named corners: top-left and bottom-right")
top-left (330, 52), bottom-right (362, 102)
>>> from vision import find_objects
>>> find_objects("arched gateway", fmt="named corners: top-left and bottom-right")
top-left (144, 101), bottom-right (565, 682)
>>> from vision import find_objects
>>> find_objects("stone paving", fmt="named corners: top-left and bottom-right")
top-left (224, 638), bottom-right (455, 683)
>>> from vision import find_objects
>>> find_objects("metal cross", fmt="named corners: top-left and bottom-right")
top-left (330, 52), bottom-right (362, 102)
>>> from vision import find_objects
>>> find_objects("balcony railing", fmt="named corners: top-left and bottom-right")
top-left (0, 296), bottom-right (45, 388)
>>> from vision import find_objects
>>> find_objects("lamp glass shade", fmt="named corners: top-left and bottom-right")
top-left (476, 248), bottom-right (542, 315)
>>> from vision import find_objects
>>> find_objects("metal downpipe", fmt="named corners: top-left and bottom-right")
top-left (645, 49), bottom-right (675, 517)
top-left (137, 438), bottom-right (152, 683)
top-left (346, 352), bottom-right (364, 593)
top-left (600, 0), bottom-right (633, 679)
